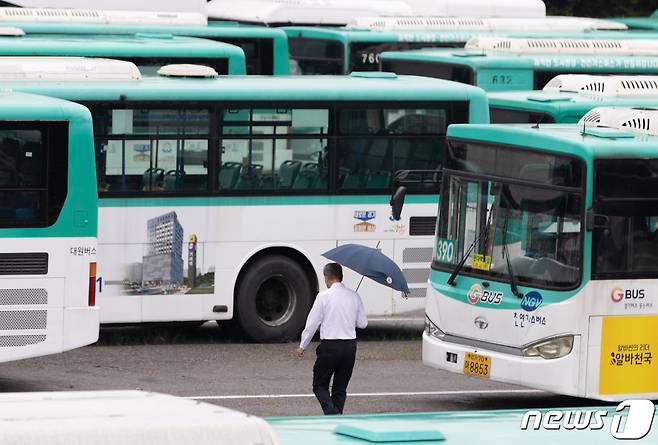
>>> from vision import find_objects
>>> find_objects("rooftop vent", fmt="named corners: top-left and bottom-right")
top-left (578, 107), bottom-right (658, 136)
top-left (0, 8), bottom-right (207, 26)
top-left (347, 16), bottom-right (626, 32)
top-left (206, 0), bottom-right (413, 26)
top-left (544, 74), bottom-right (658, 97)
top-left (0, 57), bottom-right (141, 81)
top-left (157, 64), bottom-right (218, 78)
top-left (465, 37), bottom-right (658, 55)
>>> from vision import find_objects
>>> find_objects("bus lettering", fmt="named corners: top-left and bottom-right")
top-left (436, 239), bottom-right (455, 264)
top-left (611, 288), bottom-right (645, 303)
top-left (491, 74), bottom-right (512, 85)
top-left (520, 291), bottom-right (543, 312)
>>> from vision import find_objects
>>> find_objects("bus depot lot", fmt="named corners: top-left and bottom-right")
top-left (0, 325), bottom-right (608, 417)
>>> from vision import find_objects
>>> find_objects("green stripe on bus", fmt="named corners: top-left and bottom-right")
top-left (99, 194), bottom-right (439, 207)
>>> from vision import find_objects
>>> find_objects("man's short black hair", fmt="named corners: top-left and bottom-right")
top-left (323, 263), bottom-right (343, 281)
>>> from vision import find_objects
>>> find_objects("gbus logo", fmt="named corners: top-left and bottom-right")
top-left (467, 284), bottom-right (481, 304)
top-left (521, 400), bottom-right (655, 440)
top-left (611, 287), bottom-right (645, 304)
top-left (466, 283), bottom-right (502, 305)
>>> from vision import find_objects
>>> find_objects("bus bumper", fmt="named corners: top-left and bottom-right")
top-left (62, 306), bottom-right (100, 351)
top-left (422, 331), bottom-right (582, 396)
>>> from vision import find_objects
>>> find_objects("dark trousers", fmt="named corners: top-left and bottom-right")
top-left (312, 339), bottom-right (357, 415)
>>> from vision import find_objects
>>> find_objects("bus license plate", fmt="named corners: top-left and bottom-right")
top-left (463, 352), bottom-right (491, 378)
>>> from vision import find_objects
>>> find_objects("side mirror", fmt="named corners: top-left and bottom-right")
top-left (390, 186), bottom-right (407, 221)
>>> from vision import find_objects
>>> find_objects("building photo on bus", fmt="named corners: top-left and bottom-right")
top-left (0, 1), bottom-right (654, 443)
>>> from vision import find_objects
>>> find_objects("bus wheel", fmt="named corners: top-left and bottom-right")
top-left (235, 255), bottom-right (313, 342)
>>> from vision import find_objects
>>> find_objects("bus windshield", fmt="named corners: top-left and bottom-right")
top-left (434, 141), bottom-right (584, 289)
top-left (593, 159), bottom-right (658, 279)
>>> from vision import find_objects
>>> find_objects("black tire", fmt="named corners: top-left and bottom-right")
top-left (233, 255), bottom-right (313, 342)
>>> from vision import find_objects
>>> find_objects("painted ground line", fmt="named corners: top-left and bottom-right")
top-left (185, 389), bottom-right (545, 400)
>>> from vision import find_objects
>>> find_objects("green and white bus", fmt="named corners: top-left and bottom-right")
top-left (0, 91), bottom-right (99, 362)
top-left (0, 30), bottom-right (246, 75)
top-left (380, 38), bottom-right (658, 91)
top-left (1, 58), bottom-right (488, 341)
top-left (0, 8), bottom-right (287, 75)
top-left (489, 74), bottom-right (658, 123)
top-left (284, 19), bottom-right (630, 75)
top-left (419, 107), bottom-right (658, 400)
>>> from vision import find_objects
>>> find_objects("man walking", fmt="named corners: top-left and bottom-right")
top-left (296, 263), bottom-right (367, 415)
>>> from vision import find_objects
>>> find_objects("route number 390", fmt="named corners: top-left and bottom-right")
top-left (436, 239), bottom-right (455, 264)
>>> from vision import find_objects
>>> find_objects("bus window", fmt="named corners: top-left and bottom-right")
top-left (337, 106), bottom-right (461, 190)
top-left (288, 38), bottom-right (343, 75)
top-left (593, 159), bottom-right (658, 278)
top-left (349, 42), bottom-right (459, 73)
top-left (437, 143), bottom-right (584, 289)
top-left (220, 108), bottom-right (329, 190)
top-left (381, 60), bottom-right (474, 85)
top-left (0, 122), bottom-right (68, 228)
top-left (490, 107), bottom-right (556, 124)
top-left (93, 107), bottom-right (210, 193)
top-left (221, 38), bottom-right (274, 75)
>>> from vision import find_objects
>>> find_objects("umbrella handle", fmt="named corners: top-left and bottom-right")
top-left (355, 240), bottom-right (381, 293)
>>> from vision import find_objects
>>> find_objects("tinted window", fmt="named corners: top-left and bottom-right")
top-left (445, 140), bottom-right (583, 188)
top-left (94, 107), bottom-right (210, 193)
top-left (220, 108), bottom-right (329, 190)
top-left (381, 60), bottom-right (474, 84)
top-left (593, 159), bottom-right (658, 279)
top-left (288, 37), bottom-right (344, 75)
top-left (0, 122), bottom-right (68, 228)
top-left (338, 105), bottom-right (467, 191)
top-left (490, 107), bottom-right (555, 124)
top-left (349, 42), bottom-right (461, 72)
top-left (220, 38), bottom-right (274, 75)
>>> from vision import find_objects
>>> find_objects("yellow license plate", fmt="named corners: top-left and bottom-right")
top-left (463, 352), bottom-right (491, 378)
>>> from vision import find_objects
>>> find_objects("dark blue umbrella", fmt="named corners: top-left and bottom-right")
top-left (322, 243), bottom-right (410, 294)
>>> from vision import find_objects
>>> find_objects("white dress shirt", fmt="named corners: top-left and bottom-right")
top-left (299, 282), bottom-right (368, 350)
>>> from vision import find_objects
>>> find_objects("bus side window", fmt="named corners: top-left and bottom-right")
top-left (220, 108), bottom-right (328, 191)
top-left (94, 107), bottom-right (210, 194)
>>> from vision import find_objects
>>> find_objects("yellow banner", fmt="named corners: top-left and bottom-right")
top-left (599, 315), bottom-right (658, 395)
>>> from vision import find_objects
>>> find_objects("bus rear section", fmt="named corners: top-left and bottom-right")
top-left (422, 117), bottom-right (658, 400)
top-left (489, 74), bottom-right (658, 124)
top-left (380, 47), bottom-right (658, 92)
top-left (0, 32), bottom-right (247, 76)
top-left (0, 92), bottom-right (99, 363)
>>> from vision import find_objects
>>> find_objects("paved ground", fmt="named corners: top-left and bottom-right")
top-left (0, 324), bottom-right (610, 417)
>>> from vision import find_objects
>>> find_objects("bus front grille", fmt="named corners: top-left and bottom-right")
top-left (0, 335), bottom-right (45, 347)
top-left (0, 289), bottom-right (47, 305)
top-left (0, 253), bottom-right (49, 275)
top-left (0, 310), bottom-right (47, 330)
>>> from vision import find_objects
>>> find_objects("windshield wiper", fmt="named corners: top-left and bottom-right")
top-left (502, 209), bottom-right (524, 299)
top-left (447, 205), bottom-right (494, 287)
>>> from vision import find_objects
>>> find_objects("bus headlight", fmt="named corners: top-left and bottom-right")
top-left (425, 315), bottom-right (445, 339)
top-left (522, 335), bottom-right (574, 359)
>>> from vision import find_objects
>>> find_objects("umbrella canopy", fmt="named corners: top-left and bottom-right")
top-left (322, 244), bottom-right (410, 294)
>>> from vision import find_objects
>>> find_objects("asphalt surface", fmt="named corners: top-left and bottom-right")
top-left (0, 324), bottom-right (610, 417)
